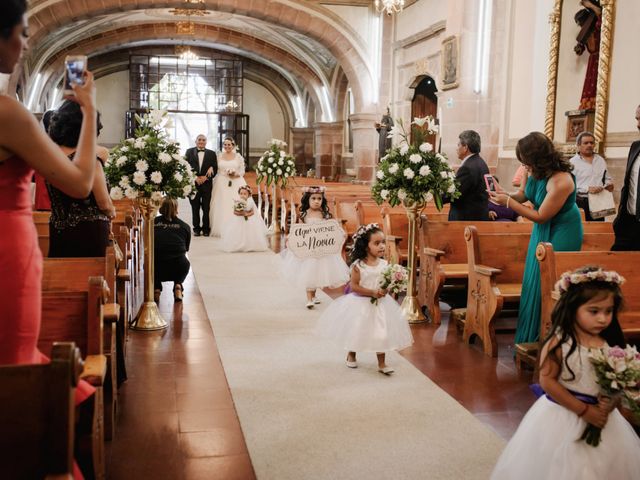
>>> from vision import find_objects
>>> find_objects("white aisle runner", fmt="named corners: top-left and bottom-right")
top-left (188, 237), bottom-right (505, 480)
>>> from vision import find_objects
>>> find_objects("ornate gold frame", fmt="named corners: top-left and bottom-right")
top-left (544, 0), bottom-right (616, 152)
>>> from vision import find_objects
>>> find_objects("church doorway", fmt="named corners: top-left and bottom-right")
top-left (410, 76), bottom-right (438, 147)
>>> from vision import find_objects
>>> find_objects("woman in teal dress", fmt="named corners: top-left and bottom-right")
top-left (489, 132), bottom-right (583, 344)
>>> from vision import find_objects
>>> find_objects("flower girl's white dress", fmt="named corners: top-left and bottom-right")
top-left (220, 198), bottom-right (268, 252)
top-left (315, 259), bottom-right (413, 352)
top-left (491, 339), bottom-right (640, 480)
top-left (280, 217), bottom-right (349, 289)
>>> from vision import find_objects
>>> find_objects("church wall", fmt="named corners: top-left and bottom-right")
top-left (244, 78), bottom-right (285, 160)
top-left (95, 70), bottom-right (129, 147)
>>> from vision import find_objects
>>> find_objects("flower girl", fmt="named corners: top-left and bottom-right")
top-left (280, 186), bottom-right (349, 308)
top-left (221, 185), bottom-right (268, 252)
top-left (491, 266), bottom-right (640, 479)
top-left (315, 224), bottom-right (413, 374)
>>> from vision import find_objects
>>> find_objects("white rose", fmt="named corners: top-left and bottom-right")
top-left (133, 171), bottom-right (146, 185)
top-left (268, 168), bottom-right (273, 174)
top-left (276, 169), bottom-right (283, 175)
top-left (116, 156), bottom-right (128, 167)
top-left (399, 144), bottom-right (409, 155)
top-left (126, 138), bottom-right (135, 144)
top-left (109, 186), bottom-right (124, 200)
top-left (150, 171), bottom-right (163, 184)
top-left (436, 153), bottom-right (446, 162)
top-left (268, 158), bottom-right (274, 164)
top-left (183, 185), bottom-right (192, 196)
top-left (119, 176), bottom-right (130, 188)
top-left (158, 152), bottom-right (172, 163)
top-left (269, 152), bottom-right (275, 157)
top-left (419, 142), bottom-right (433, 153)
top-left (447, 184), bottom-right (456, 194)
top-left (376, 170), bottom-right (384, 180)
top-left (172, 153), bottom-right (182, 161)
top-left (448, 171), bottom-right (456, 180)
top-left (403, 168), bottom-right (415, 180)
top-left (134, 139), bottom-right (146, 149)
top-left (151, 191), bottom-right (163, 201)
top-left (409, 153), bottom-right (422, 164)
top-left (278, 159), bottom-right (284, 165)
top-left (397, 189), bottom-right (407, 201)
top-left (388, 163), bottom-right (399, 174)
top-left (124, 187), bottom-right (138, 199)
top-left (424, 192), bottom-right (434, 202)
top-left (174, 172), bottom-right (183, 182)
top-left (136, 160), bottom-right (149, 172)
top-left (380, 189), bottom-right (390, 199)
top-left (440, 171), bottom-right (448, 179)
top-left (419, 165), bottom-right (431, 176)
top-left (280, 151), bottom-right (286, 158)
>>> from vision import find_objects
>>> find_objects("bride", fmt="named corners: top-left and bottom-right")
top-left (210, 136), bottom-right (247, 237)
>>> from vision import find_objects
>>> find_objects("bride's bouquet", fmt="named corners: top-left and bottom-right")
top-left (234, 200), bottom-right (248, 221)
top-left (584, 345), bottom-right (640, 446)
top-left (371, 263), bottom-right (409, 304)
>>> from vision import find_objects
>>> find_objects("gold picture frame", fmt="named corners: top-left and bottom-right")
top-left (441, 35), bottom-right (459, 91)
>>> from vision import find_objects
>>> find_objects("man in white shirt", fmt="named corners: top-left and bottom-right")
top-left (612, 105), bottom-right (640, 250)
top-left (569, 131), bottom-right (613, 221)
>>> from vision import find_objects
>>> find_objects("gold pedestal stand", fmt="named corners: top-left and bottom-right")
top-left (131, 197), bottom-right (167, 331)
top-left (400, 201), bottom-right (427, 324)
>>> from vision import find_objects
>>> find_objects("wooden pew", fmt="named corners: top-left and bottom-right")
top-left (39, 276), bottom-right (108, 480)
top-left (0, 343), bottom-right (82, 479)
top-left (419, 220), bottom-right (534, 325)
top-left (42, 247), bottom-right (121, 442)
top-left (463, 227), bottom-right (615, 357)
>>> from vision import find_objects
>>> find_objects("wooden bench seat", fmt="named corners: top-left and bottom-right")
top-left (0, 343), bottom-right (82, 479)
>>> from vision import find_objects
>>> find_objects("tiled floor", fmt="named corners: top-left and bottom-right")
top-left (105, 276), bottom-right (256, 480)
top-left (107, 238), bottom-right (537, 478)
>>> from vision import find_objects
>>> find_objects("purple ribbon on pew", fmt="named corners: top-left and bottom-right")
top-left (529, 383), bottom-right (598, 405)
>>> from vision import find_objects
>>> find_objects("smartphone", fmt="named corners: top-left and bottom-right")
top-left (63, 55), bottom-right (87, 96)
top-left (484, 174), bottom-right (497, 192)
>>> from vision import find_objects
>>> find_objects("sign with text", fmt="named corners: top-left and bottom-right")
top-left (288, 219), bottom-right (346, 259)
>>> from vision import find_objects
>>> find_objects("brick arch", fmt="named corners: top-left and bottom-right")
top-left (27, 0), bottom-right (373, 111)
top-left (36, 23), bottom-right (324, 117)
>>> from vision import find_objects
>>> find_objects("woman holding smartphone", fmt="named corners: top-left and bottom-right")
top-left (0, 0), bottom-right (98, 372)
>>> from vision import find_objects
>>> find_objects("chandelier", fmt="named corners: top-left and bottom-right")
top-left (171, 0), bottom-right (208, 35)
top-left (175, 45), bottom-right (199, 62)
top-left (375, 0), bottom-right (405, 15)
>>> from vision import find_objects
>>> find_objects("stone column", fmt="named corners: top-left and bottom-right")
top-left (349, 113), bottom-right (379, 182)
top-left (289, 127), bottom-right (314, 175)
top-left (313, 122), bottom-right (343, 180)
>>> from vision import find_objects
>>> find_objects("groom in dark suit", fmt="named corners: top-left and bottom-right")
top-left (445, 130), bottom-right (490, 221)
top-left (611, 104), bottom-right (640, 251)
top-left (185, 134), bottom-right (217, 236)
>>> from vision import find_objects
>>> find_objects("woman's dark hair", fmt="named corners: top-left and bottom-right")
top-left (299, 189), bottom-right (331, 221)
top-left (48, 100), bottom-right (103, 147)
top-left (42, 110), bottom-right (54, 133)
top-left (159, 198), bottom-right (178, 221)
top-left (541, 265), bottom-right (625, 381)
top-left (516, 132), bottom-right (572, 180)
top-left (349, 226), bottom-right (383, 264)
top-left (0, 0), bottom-right (27, 39)
top-left (223, 136), bottom-right (236, 146)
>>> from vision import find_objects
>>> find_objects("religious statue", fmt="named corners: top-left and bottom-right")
top-left (574, 0), bottom-right (602, 110)
top-left (375, 107), bottom-right (394, 160)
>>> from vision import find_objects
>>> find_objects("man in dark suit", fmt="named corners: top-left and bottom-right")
top-left (446, 130), bottom-right (490, 221)
top-left (185, 134), bottom-right (217, 236)
top-left (611, 104), bottom-right (640, 251)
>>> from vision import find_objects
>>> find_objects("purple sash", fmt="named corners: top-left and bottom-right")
top-left (529, 383), bottom-right (598, 405)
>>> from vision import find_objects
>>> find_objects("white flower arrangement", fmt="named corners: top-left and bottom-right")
top-left (372, 115), bottom-right (459, 209)
top-left (105, 110), bottom-right (195, 200)
top-left (255, 138), bottom-right (297, 187)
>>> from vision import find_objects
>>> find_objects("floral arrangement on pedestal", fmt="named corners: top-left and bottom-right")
top-left (255, 138), bottom-right (297, 187)
top-left (104, 110), bottom-right (196, 201)
top-left (371, 116), bottom-right (459, 209)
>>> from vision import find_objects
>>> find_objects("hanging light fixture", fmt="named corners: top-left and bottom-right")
top-left (375, 0), bottom-right (405, 15)
top-left (175, 45), bottom-right (199, 62)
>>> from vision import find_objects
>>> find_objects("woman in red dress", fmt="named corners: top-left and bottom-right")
top-left (0, 1), bottom-right (97, 380)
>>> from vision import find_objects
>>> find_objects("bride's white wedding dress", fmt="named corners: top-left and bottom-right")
top-left (210, 152), bottom-right (247, 237)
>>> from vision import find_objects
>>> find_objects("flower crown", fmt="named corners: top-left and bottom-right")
top-left (302, 186), bottom-right (326, 194)
top-left (352, 223), bottom-right (380, 242)
top-left (554, 268), bottom-right (626, 294)
top-left (238, 185), bottom-right (252, 195)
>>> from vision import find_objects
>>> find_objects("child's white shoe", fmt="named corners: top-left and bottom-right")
top-left (378, 366), bottom-right (394, 375)
top-left (306, 300), bottom-right (315, 309)
top-left (313, 297), bottom-right (321, 304)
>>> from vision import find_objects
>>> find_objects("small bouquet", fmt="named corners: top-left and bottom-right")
top-left (226, 168), bottom-right (236, 187)
top-left (371, 263), bottom-right (409, 304)
top-left (584, 345), bottom-right (640, 446)
top-left (234, 200), bottom-right (248, 221)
